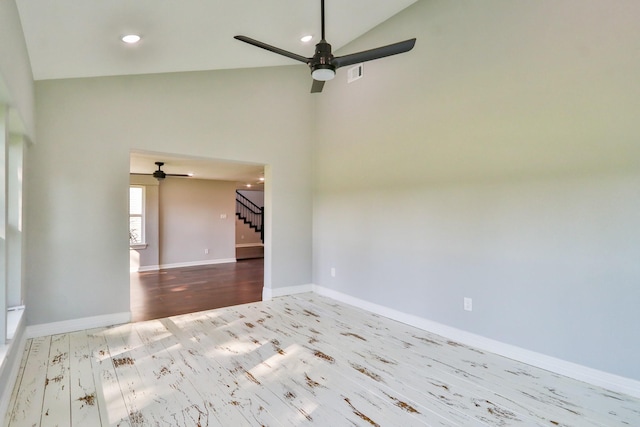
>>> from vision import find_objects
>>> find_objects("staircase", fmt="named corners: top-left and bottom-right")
top-left (236, 191), bottom-right (264, 243)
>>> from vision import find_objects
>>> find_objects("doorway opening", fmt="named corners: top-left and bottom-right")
top-left (129, 150), bottom-right (266, 322)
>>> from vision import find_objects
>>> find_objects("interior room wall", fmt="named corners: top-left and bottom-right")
top-left (237, 189), bottom-right (264, 207)
top-left (236, 219), bottom-right (263, 246)
top-left (313, 0), bottom-right (640, 381)
top-left (159, 178), bottom-right (236, 265)
top-left (28, 65), bottom-right (313, 325)
top-left (0, 0), bottom-right (34, 139)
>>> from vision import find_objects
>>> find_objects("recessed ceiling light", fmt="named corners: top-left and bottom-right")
top-left (121, 34), bottom-right (141, 44)
top-left (259, 177), bottom-right (265, 182)
top-left (246, 184), bottom-right (252, 188)
top-left (300, 35), bottom-right (313, 43)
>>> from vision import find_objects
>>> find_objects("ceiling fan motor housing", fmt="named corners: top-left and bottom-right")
top-left (311, 41), bottom-right (336, 80)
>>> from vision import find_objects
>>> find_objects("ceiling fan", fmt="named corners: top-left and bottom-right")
top-left (131, 162), bottom-right (191, 181)
top-left (234, 0), bottom-right (416, 93)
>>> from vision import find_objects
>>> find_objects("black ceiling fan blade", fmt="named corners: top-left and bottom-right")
top-left (333, 38), bottom-right (416, 69)
top-left (311, 79), bottom-right (325, 93)
top-left (234, 35), bottom-right (309, 63)
top-left (165, 174), bottom-right (191, 177)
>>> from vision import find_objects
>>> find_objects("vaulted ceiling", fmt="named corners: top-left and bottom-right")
top-left (16, 0), bottom-right (417, 185)
top-left (16, 0), bottom-right (417, 81)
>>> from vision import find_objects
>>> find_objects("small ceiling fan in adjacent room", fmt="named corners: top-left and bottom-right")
top-left (234, 0), bottom-right (416, 93)
top-left (131, 162), bottom-right (192, 181)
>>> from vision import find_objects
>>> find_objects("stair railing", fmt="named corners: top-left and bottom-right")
top-left (236, 191), bottom-right (264, 243)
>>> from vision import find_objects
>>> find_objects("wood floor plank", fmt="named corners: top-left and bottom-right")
top-left (271, 296), bottom-right (544, 426)
top-left (282, 295), bottom-right (581, 425)
top-left (166, 311), bottom-right (315, 426)
top-left (100, 323), bottom-right (175, 426)
top-left (40, 334), bottom-right (71, 427)
top-left (69, 329), bottom-right (101, 426)
top-left (130, 320), bottom-right (226, 426)
top-left (155, 317), bottom-right (281, 426)
top-left (4, 339), bottom-right (33, 427)
top-left (180, 305), bottom-right (457, 426)
top-left (7, 336), bottom-right (51, 427)
top-left (218, 302), bottom-right (479, 426)
top-left (170, 310), bottom-right (385, 426)
top-left (6, 294), bottom-right (640, 427)
top-left (287, 294), bottom-right (639, 427)
top-left (130, 258), bottom-right (263, 322)
top-left (86, 327), bottom-right (131, 427)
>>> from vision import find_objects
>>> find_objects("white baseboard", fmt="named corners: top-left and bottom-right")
top-left (312, 285), bottom-right (640, 399)
top-left (135, 258), bottom-right (236, 272)
top-left (263, 284), bottom-right (314, 301)
top-left (0, 320), bottom-right (27, 423)
top-left (26, 312), bottom-right (131, 338)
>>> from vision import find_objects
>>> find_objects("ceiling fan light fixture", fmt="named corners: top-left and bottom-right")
top-left (311, 67), bottom-right (335, 81)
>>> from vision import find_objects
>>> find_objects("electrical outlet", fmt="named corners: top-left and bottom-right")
top-left (204, 248), bottom-right (209, 254)
top-left (331, 267), bottom-right (336, 277)
top-left (464, 297), bottom-right (472, 311)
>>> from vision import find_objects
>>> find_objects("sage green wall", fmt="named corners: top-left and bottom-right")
top-left (313, 0), bottom-right (640, 380)
top-left (28, 66), bottom-right (313, 325)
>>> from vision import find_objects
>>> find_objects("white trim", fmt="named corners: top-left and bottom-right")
top-left (26, 312), bottom-right (131, 338)
top-left (129, 243), bottom-right (148, 250)
top-left (0, 320), bottom-right (27, 422)
top-left (263, 283), bottom-right (314, 301)
top-left (136, 264), bottom-right (160, 272)
top-left (7, 306), bottom-right (25, 340)
top-left (312, 285), bottom-right (640, 399)
top-left (133, 258), bottom-right (236, 272)
top-left (235, 243), bottom-right (264, 248)
top-left (272, 284), bottom-right (314, 298)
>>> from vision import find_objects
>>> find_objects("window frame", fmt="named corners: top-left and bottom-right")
top-left (129, 185), bottom-right (146, 249)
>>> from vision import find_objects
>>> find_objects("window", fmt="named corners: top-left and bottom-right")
top-left (129, 186), bottom-right (145, 245)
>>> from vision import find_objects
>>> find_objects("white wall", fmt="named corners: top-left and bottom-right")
top-left (0, 0), bottom-right (34, 139)
top-left (160, 178), bottom-right (236, 265)
top-left (313, 0), bottom-right (640, 381)
top-left (28, 66), bottom-right (313, 325)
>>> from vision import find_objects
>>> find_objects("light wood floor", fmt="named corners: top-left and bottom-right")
top-left (4, 294), bottom-right (639, 426)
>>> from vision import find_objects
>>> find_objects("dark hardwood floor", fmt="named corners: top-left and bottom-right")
top-left (130, 258), bottom-right (264, 322)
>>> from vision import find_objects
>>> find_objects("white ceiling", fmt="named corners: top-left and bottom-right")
top-left (130, 152), bottom-right (265, 188)
top-left (16, 0), bottom-right (417, 185)
top-left (16, 0), bottom-right (417, 81)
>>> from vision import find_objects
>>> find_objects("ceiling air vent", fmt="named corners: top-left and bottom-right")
top-left (347, 63), bottom-right (364, 83)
